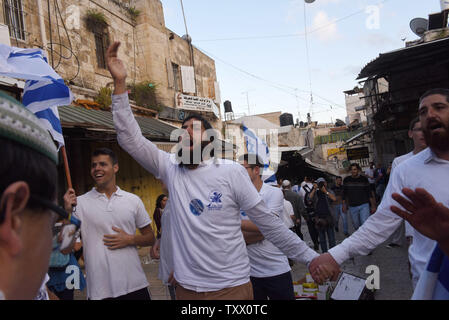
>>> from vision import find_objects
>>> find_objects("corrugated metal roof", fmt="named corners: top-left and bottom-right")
top-left (59, 105), bottom-right (177, 140)
top-left (357, 37), bottom-right (449, 79)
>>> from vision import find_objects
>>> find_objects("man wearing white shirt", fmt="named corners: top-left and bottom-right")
top-left (64, 148), bottom-right (155, 300)
top-left (389, 117), bottom-right (435, 288)
top-left (106, 42), bottom-right (324, 300)
top-left (240, 154), bottom-right (295, 300)
top-left (310, 89), bottom-right (449, 287)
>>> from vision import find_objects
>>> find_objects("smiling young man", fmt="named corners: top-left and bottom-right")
top-left (63, 148), bottom-right (155, 300)
top-left (310, 89), bottom-right (449, 291)
top-left (106, 41), bottom-right (329, 299)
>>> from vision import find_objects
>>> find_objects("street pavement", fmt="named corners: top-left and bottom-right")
top-left (74, 214), bottom-right (414, 300)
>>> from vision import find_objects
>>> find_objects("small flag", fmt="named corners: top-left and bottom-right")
top-left (0, 44), bottom-right (73, 149)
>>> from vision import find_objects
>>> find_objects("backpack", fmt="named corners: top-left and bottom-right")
top-left (302, 184), bottom-right (315, 214)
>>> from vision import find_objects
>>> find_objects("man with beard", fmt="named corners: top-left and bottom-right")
top-left (106, 42), bottom-right (330, 299)
top-left (309, 89), bottom-right (449, 289)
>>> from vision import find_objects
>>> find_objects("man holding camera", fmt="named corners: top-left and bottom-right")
top-left (308, 178), bottom-right (337, 253)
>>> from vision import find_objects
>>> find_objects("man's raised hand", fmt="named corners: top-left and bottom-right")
top-left (391, 188), bottom-right (449, 245)
top-left (106, 41), bottom-right (127, 94)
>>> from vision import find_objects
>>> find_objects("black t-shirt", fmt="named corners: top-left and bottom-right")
top-left (343, 175), bottom-right (371, 207)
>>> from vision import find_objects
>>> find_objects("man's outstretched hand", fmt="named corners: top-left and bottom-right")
top-left (106, 41), bottom-right (127, 94)
top-left (391, 188), bottom-right (449, 256)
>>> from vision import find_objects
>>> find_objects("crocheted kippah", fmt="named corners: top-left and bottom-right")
top-left (0, 92), bottom-right (58, 164)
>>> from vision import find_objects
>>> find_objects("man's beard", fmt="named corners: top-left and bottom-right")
top-left (177, 141), bottom-right (214, 166)
top-left (424, 120), bottom-right (449, 152)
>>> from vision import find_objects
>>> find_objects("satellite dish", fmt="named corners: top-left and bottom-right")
top-left (410, 18), bottom-right (429, 37)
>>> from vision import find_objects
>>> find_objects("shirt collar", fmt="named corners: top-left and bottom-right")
top-left (91, 186), bottom-right (123, 198)
top-left (423, 147), bottom-right (448, 164)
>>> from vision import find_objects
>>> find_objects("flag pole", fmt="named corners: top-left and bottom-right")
top-left (60, 145), bottom-right (73, 189)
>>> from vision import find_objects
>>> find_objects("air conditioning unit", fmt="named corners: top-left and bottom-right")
top-left (0, 24), bottom-right (11, 46)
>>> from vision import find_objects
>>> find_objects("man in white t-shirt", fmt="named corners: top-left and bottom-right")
top-left (106, 42), bottom-right (330, 300)
top-left (240, 154), bottom-right (296, 300)
top-left (64, 148), bottom-right (155, 300)
top-left (364, 162), bottom-right (376, 196)
top-left (388, 117), bottom-right (435, 288)
top-left (310, 89), bottom-right (449, 289)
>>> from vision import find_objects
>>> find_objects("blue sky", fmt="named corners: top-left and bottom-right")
top-left (160, 0), bottom-right (442, 124)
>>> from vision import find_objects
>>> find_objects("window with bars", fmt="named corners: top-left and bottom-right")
top-left (94, 31), bottom-right (109, 69)
top-left (3, 0), bottom-right (26, 41)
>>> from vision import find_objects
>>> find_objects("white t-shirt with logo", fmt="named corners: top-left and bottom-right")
top-left (74, 187), bottom-right (151, 300)
top-left (112, 93), bottom-right (319, 292)
top-left (241, 184), bottom-right (291, 278)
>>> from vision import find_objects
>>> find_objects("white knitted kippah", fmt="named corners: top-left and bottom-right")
top-left (0, 92), bottom-right (58, 164)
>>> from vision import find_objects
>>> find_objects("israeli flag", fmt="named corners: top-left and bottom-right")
top-left (412, 245), bottom-right (449, 300)
top-left (242, 124), bottom-right (277, 184)
top-left (0, 44), bottom-right (73, 149)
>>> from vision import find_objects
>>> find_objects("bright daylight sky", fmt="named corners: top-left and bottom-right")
top-left (160, 0), bottom-right (442, 124)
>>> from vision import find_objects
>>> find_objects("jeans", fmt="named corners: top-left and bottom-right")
top-left (318, 226), bottom-right (336, 253)
top-left (348, 203), bottom-right (370, 230)
top-left (376, 184), bottom-right (386, 203)
top-left (332, 204), bottom-right (348, 235)
top-left (305, 217), bottom-right (320, 247)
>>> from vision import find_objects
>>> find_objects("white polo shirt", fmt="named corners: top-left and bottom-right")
top-left (112, 93), bottom-right (319, 292)
top-left (241, 184), bottom-right (291, 278)
top-left (74, 187), bottom-right (151, 300)
top-left (392, 151), bottom-right (436, 288)
top-left (328, 148), bottom-right (446, 266)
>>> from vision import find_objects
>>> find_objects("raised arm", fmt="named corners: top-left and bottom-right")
top-left (106, 42), bottom-right (170, 180)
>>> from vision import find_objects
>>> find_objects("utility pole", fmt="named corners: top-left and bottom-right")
top-left (242, 91), bottom-right (251, 115)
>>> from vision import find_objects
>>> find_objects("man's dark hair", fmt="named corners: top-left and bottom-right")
top-left (0, 137), bottom-right (57, 221)
top-left (409, 117), bottom-right (420, 132)
top-left (350, 163), bottom-right (361, 171)
top-left (182, 114), bottom-right (213, 131)
top-left (336, 176), bottom-right (342, 180)
top-left (239, 153), bottom-right (264, 168)
top-left (419, 88), bottom-right (449, 105)
top-left (92, 147), bottom-right (118, 165)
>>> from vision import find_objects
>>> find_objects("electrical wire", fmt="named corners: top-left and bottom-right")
top-left (194, 0), bottom-right (390, 42)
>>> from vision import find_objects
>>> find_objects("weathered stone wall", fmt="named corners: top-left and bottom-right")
top-left (1, 0), bottom-right (220, 126)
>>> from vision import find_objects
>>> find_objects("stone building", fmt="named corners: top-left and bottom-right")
top-left (0, 0), bottom-right (222, 225)
top-left (0, 0), bottom-right (221, 127)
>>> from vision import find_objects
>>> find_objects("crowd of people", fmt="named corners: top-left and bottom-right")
top-left (0, 41), bottom-right (448, 300)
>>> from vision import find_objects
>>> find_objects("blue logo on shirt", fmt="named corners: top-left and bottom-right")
top-left (189, 199), bottom-right (204, 216)
top-left (240, 210), bottom-right (247, 217)
top-left (207, 191), bottom-right (223, 210)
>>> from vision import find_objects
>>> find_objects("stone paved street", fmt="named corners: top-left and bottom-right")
top-left (75, 215), bottom-right (414, 300)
